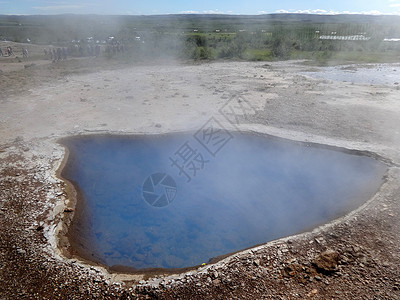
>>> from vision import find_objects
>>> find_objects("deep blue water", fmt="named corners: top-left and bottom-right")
top-left (61, 133), bottom-right (386, 270)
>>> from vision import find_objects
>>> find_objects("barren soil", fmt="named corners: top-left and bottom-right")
top-left (1, 49), bottom-right (400, 299)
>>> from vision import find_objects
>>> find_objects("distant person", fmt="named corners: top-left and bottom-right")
top-left (56, 48), bottom-right (62, 61)
top-left (52, 49), bottom-right (57, 62)
top-left (62, 47), bottom-right (67, 60)
top-left (0, 48), bottom-right (3, 56)
top-left (95, 45), bottom-right (100, 57)
top-left (22, 48), bottom-right (28, 58)
top-left (7, 46), bottom-right (13, 56)
top-left (44, 48), bottom-right (48, 58)
top-left (87, 45), bottom-right (93, 56)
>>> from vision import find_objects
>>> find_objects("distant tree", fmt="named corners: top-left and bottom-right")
top-left (271, 35), bottom-right (291, 59)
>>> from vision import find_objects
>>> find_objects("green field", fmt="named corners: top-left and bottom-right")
top-left (1, 14), bottom-right (399, 63)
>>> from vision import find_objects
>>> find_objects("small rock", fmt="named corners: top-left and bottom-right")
top-left (212, 279), bottom-right (220, 286)
top-left (382, 261), bottom-right (390, 267)
top-left (17, 248), bottom-right (26, 255)
top-left (308, 289), bottom-right (318, 296)
top-left (24, 63), bottom-right (36, 69)
top-left (312, 249), bottom-right (340, 272)
top-left (14, 136), bottom-right (24, 143)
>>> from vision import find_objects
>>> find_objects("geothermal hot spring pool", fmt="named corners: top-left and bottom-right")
top-left (60, 132), bottom-right (386, 271)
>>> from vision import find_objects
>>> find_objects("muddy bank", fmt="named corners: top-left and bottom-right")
top-left (1, 58), bottom-right (400, 299)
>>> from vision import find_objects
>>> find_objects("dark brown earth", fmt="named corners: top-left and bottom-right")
top-left (1, 49), bottom-right (400, 299)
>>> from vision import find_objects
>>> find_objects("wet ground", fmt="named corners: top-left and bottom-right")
top-left (301, 63), bottom-right (400, 86)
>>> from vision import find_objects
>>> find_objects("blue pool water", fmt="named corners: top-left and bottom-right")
top-left (60, 133), bottom-right (386, 270)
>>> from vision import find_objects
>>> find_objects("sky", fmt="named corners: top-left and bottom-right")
top-left (1, 0), bottom-right (400, 16)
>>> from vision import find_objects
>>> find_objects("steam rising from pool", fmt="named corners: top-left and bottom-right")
top-left (60, 133), bottom-right (386, 270)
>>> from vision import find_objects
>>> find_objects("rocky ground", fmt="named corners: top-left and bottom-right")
top-left (1, 48), bottom-right (400, 299)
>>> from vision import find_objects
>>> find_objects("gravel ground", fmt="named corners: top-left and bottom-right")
top-left (1, 53), bottom-right (400, 299)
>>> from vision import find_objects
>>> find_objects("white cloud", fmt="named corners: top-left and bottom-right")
top-left (180, 10), bottom-right (200, 14)
top-left (313, 9), bottom-right (330, 14)
top-left (276, 9), bottom-right (339, 15)
top-left (390, 3), bottom-right (400, 7)
top-left (203, 10), bottom-right (225, 14)
top-left (180, 10), bottom-right (228, 15)
top-left (275, 9), bottom-right (396, 15)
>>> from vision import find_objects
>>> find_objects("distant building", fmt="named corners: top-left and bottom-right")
top-left (383, 38), bottom-right (400, 42)
top-left (319, 35), bottom-right (371, 41)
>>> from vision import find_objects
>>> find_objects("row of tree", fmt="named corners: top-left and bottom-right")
top-left (120, 24), bottom-right (399, 61)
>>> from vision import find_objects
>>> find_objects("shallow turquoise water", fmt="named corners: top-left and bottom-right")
top-left (61, 133), bottom-right (386, 270)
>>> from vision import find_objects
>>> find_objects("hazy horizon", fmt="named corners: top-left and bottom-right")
top-left (1, 0), bottom-right (400, 16)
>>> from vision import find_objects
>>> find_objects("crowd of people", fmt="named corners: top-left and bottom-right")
top-left (0, 39), bottom-right (125, 61)
top-left (43, 44), bottom-right (102, 61)
top-left (43, 47), bottom-right (68, 61)
top-left (104, 42), bottom-right (124, 55)
top-left (0, 46), bottom-right (14, 57)
top-left (0, 46), bottom-right (29, 58)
